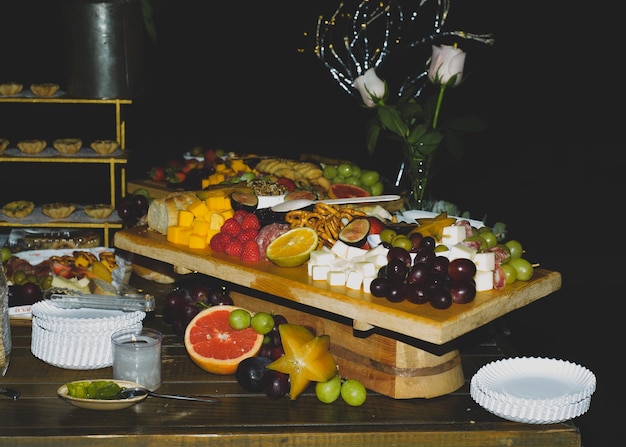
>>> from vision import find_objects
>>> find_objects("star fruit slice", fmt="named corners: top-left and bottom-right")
top-left (409, 211), bottom-right (457, 241)
top-left (267, 324), bottom-right (338, 400)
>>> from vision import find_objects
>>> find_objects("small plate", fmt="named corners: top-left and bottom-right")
top-left (57, 379), bottom-right (147, 410)
top-left (470, 357), bottom-right (596, 424)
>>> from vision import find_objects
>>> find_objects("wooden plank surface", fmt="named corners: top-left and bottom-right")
top-left (0, 275), bottom-right (581, 447)
top-left (114, 226), bottom-right (562, 345)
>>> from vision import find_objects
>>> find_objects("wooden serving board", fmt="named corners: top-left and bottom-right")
top-left (115, 226), bottom-right (561, 346)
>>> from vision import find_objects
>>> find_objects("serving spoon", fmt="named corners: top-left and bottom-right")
top-left (120, 386), bottom-right (219, 403)
top-left (271, 194), bottom-right (401, 213)
top-left (0, 387), bottom-right (20, 400)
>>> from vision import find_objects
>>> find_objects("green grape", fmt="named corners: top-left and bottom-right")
top-left (508, 257), bottom-right (533, 281)
top-left (0, 247), bottom-right (11, 262)
top-left (379, 228), bottom-right (397, 244)
top-left (315, 374), bottom-right (342, 404)
top-left (323, 165), bottom-right (338, 180)
top-left (505, 240), bottom-right (523, 259)
top-left (350, 164), bottom-right (362, 179)
top-left (391, 234), bottom-right (413, 251)
top-left (251, 312), bottom-right (275, 335)
top-left (337, 163), bottom-right (353, 178)
top-left (332, 175), bottom-right (345, 184)
top-left (344, 176), bottom-right (362, 187)
top-left (369, 181), bottom-right (384, 196)
top-left (340, 379), bottom-right (367, 406)
top-left (500, 263), bottom-right (517, 285)
top-left (239, 171), bottom-right (256, 181)
top-left (360, 170), bottom-right (380, 187)
top-left (228, 309), bottom-right (251, 330)
top-left (478, 231), bottom-right (497, 249)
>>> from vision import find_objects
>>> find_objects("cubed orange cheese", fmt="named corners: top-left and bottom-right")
top-left (188, 200), bottom-right (209, 218)
top-left (230, 158), bottom-right (247, 172)
top-left (207, 195), bottom-right (227, 211)
top-left (188, 233), bottom-right (208, 249)
top-left (177, 209), bottom-right (195, 227)
top-left (209, 212), bottom-right (225, 230)
top-left (220, 208), bottom-right (234, 220)
top-left (206, 228), bottom-right (220, 243)
top-left (215, 163), bottom-right (228, 172)
top-left (192, 219), bottom-right (210, 236)
top-left (167, 225), bottom-right (192, 245)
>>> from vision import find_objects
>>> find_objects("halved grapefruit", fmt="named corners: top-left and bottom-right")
top-left (184, 305), bottom-right (264, 375)
top-left (327, 183), bottom-right (370, 199)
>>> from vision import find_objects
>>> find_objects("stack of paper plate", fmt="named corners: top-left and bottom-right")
top-left (470, 357), bottom-right (596, 424)
top-left (31, 300), bottom-right (145, 370)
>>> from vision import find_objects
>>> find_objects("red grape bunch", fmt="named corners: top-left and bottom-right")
top-left (369, 236), bottom-right (477, 310)
top-left (162, 280), bottom-right (234, 336)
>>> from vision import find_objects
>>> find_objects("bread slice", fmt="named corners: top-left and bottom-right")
top-left (147, 192), bottom-right (201, 234)
top-left (89, 278), bottom-right (118, 296)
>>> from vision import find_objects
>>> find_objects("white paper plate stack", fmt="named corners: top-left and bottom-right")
top-left (470, 357), bottom-right (596, 424)
top-left (31, 300), bottom-right (145, 370)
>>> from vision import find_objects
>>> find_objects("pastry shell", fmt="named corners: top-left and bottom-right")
top-left (53, 138), bottom-right (83, 155)
top-left (0, 82), bottom-right (23, 96)
top-left (30, 83), bottom-right (60, 97)
top-left (0, 138), bottom-right (9, 153)
top-left (17, 139), bottom-right (47, 154)
top-left (90, 140), bottom-right (119, 155)
top-left (1, 200), bottom-right (35, 218)
top-left (84, 204), bottom-right (115, 219)
top-left (42, 203), bottom-right (76, 219)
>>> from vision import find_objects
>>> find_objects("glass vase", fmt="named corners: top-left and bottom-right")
top-left (404, 154), bottom-right (433, 210)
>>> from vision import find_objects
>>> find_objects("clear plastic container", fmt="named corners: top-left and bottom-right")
top-left (0, 268), bottom-right (11, 376)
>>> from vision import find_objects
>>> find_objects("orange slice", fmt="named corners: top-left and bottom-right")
top-left (184, 305), bottom-right (264, 375)
top-left (265, 227), bottom-right (319, 267)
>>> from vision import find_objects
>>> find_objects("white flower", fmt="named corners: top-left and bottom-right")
top-left (354, 68), bottom-right (386, 108)
top-left (428, 45), bottom-right (466, 87)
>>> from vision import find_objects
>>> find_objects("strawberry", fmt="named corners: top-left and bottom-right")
top-left (240, 240), bottom-right (261, 262)
top-left (233, 209), bottom-right (249, 224)
top-left (167, 171), bottom-right (187, 184)
top-left (210, 232), bottom-right (232, 252)
top-left (237, 228), bottom-right (258, 243)
top-left (148, 166), bottom-right (165, 182)
top-left (276, 177), bottom-right (296, 192)
top-left (204, 149), bottom-right (218, 166)
top-left (220, 217), bottom-right (241, 235)
top-left (241, 213), bottom-right (261, 231)
top-left (224, 239), bottom-right (243, 257)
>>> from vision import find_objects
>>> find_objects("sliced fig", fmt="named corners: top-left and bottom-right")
top-left (338, 218), bottom-right (370, 247)
top-left (284, 190), bottom-right (317, 202)
top-left (230, 191), bottom-right (258, 212)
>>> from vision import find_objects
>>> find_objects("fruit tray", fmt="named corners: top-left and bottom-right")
top-left (115, 226), bottom-right (562, 399)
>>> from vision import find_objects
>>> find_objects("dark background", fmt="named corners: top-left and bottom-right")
top-left (1, 1), bottom-right (623, 445)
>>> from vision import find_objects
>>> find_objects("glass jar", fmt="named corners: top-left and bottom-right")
top-left (0, 267), bottom-right (11, 376)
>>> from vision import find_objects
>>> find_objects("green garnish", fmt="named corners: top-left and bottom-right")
top-left (66, 381), bottom-right (123, 400)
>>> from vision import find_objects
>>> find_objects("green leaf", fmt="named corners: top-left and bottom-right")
top-left (398, 100), bottom-right (424, 121)
top-left (406, 123), bottom-right (429, 145)
top-left (378, 106), bottom-right (408, 137)
top-left (366, 123), bottom-right (381, 155)
top-left (411, 130), bottom-right (443, 157)
top-left (444, 132), bottom-right (464, 159)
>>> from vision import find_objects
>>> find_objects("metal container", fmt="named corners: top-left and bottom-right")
top-left (63, 0), bottom-right (145, 99)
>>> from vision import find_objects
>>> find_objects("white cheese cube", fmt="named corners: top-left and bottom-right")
top-left (328, 270), bottom-right (347, 286)
top-left (311, 264), bottom-right (331, 280)
top-left (309, 249), bottom-right (336, 266)
top-left (474, 270), bottom-right (494, 291)
top-left (473, 251), bottom-right (495, 272)
top-left (365, 253), bottom-right (388, 269)
top-left (362, 276), bottom-right (376, 294)
top-left (331, 240), bottom-right (350, 259)
top-left (353, 261), bottom-right (377, 278)
top-left (367, 244), bottom-right (389, 257)
top-left (346, 270), bottom-right (364, 290)
top-left (441, 225), bottom-right (467, 246)
top-left (367, 205), bottom-right (393, 221)
top-left (449, 243), bottom-right (477, 261)
top-left (346, 246), bottom-right (368, 261)
top-left (330, 259), bottom-right (351, 271)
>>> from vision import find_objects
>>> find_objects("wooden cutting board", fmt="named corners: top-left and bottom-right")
top-left (115, 226), bottom-right (562, 346)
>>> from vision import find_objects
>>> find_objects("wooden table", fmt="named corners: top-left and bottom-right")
top-left (0, 227), bottom-right (581, 446)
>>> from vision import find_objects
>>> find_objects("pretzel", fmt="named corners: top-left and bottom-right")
top-left (285, 203), bottom-right (367, 248)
